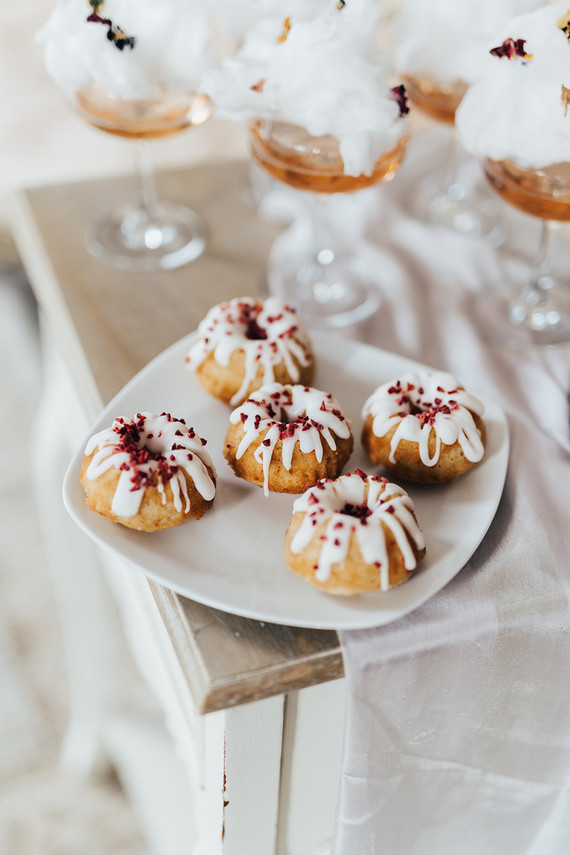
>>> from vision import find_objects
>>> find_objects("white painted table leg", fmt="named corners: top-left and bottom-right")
top-left (278, 680), bottom-right (346, 855)
top-left (196, 696), bottom-right (285, 855)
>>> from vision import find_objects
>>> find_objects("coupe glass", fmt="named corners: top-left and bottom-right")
top-left (74, 82), bottom-right (212, 270)
top-left (403, 73), bottom-right (506, 245)
top-left (473, 158), bottom-right (570, 346)
top-left (250, 119), bottom-right (407, 327)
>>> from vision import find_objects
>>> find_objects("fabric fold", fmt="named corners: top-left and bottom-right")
top-left (257, 131), bottom-right (570, 853)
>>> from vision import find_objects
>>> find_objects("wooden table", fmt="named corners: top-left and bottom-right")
top-left (10, 160), bottom-right (346, 855)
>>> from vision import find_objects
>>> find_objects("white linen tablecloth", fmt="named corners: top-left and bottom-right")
top-left (263, 131), bottom-right (570, 854)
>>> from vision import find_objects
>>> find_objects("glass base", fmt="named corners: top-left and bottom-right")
top-left (472, 290), bottom-right (570, 347)
top-left (268, 256), bottom-right (380, 329)
top-left (85, 200), bottom-right (207, 271)
top-left (413, 180), bottom-right (507, 247)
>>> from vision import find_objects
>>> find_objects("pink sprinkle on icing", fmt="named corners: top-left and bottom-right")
top-left (229, 382), bottom-right (352, 496)
top-left (84, 412), bottom-right (216, 519)
top-left (186, 296), bottom-right (313, 406)
top-left (362, 370), bottom-right (485, 469)
top-left (289, 471), bottom-right (425, 590)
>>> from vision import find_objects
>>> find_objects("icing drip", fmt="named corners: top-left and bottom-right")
top-left (84, 412), bottom-right (216, 518)
top-left (186, 296), bottom-right (313, 405)
top-left (230, 383), bottom-right (352, 496)
top-left (362, 371), bottom-right (485, 466)
top-left (290, 471), bottom-right (425, 589)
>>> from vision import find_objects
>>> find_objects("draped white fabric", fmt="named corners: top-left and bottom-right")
top-left (263, 130), bottom-right (570, 854)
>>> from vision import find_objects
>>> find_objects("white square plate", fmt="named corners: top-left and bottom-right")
top-left (63, 332), bottom-right (509, 629)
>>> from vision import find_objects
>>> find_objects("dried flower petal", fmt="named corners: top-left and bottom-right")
top-left (489, 37), bottom-right (531, 62)
top-left (390, 84), bottom-right (409, 117)
top-left (250, 78), bottom-right (266, 93)
top-left (561, 84), bottom-right (570, 115)
top-left (87, 0), bottom-right (135, 51)
top-left (557, 9), bottom-right (570, 37)
top-left (277, 16), bottom-right (291, 44)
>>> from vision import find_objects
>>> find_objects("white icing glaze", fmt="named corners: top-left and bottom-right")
top-left (186, 296), bottom-right (313, 405)
top-left (84, 412), bottom-right (216, 518)
top-left (362, 371), bottom-right (485, 467)
top-left (290, 471), bottom-right (425, 590)
top-left (230, 382), bottom-right (351, 496)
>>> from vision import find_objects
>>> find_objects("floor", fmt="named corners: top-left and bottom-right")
top-left (0, 259), bottom-right (148, 855)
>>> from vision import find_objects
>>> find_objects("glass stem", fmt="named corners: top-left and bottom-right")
top-left (528, 220), bottom-right (559, 304)
top-left (136, 139), bottom-right (158, 221)
top-left (442, 129), bottom-right (464, 202)
top-left (295, 193), bottom-right (344, 304)
top-left (310, 194), bottom-right (335, 271)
